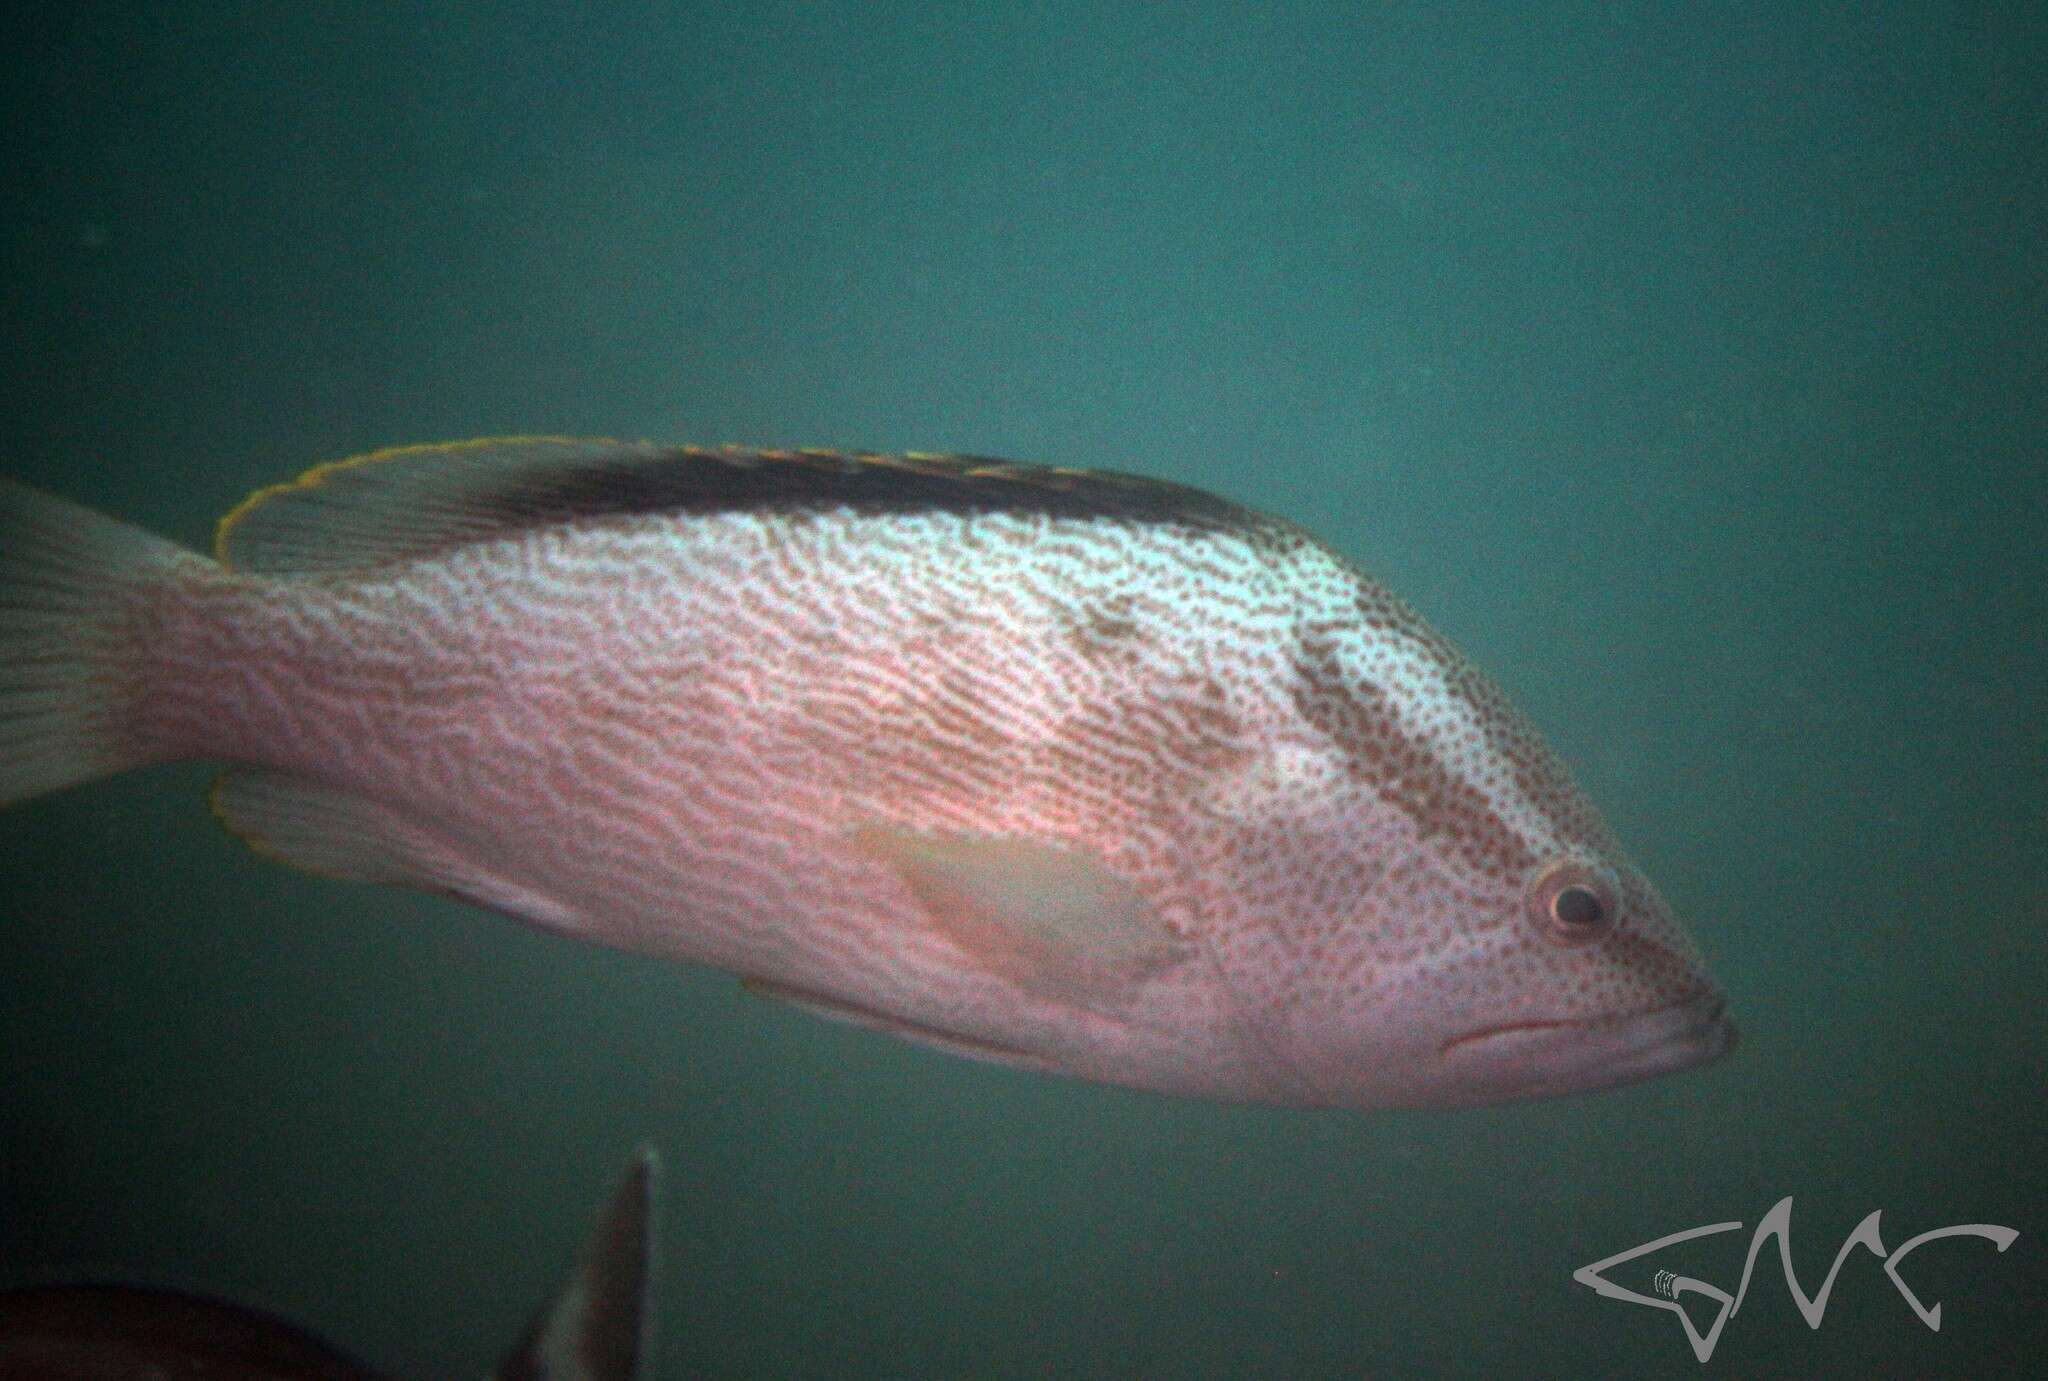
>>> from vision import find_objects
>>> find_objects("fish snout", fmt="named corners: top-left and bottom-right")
top-left (1605, 988), bottom-right (1739, 1082)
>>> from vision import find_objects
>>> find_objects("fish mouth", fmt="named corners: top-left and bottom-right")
top-left (1439, 989), bottom-right (1738, 1100)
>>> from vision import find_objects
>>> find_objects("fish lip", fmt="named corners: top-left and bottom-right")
top-left (1440, 988), bottom-right (1737, 1061)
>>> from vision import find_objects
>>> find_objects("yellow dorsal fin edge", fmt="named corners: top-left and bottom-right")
top-left (211, 434), bottom-right (622, 568)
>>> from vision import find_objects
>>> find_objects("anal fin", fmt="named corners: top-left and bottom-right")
top-left (208, 769), bottom-right (581, 935)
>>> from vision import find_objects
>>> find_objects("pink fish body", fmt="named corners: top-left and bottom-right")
top-left (0, 438), bottom-right (1733, 1106)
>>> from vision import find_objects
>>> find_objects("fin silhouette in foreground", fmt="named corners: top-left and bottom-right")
top-left (0, 1146), bottom-right (659, 1381)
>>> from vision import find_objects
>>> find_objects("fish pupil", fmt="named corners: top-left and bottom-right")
top-left (1552, 884), bottom-right (1605, 928)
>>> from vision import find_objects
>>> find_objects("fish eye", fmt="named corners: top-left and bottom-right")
top-left (1525, 859), bottom-right (1621, 946)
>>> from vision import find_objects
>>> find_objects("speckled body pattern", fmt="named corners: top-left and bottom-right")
top-left (43, 443), bottom-right (1732, 1106)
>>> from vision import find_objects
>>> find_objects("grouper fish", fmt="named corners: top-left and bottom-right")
top-left (0, 438), bottom-right (1735, 1106)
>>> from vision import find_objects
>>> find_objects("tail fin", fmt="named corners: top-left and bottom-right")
top-left (0, 479), bottom-right (197, 807)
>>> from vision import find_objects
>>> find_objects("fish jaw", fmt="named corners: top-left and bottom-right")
top-left (1431, 986), bottom-right (1738, 1106)
top-left (1230, 962), bottom-right (1739, 1110)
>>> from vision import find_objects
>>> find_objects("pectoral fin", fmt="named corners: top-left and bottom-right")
top-left (848, 826), bottom-right (1191, 1005)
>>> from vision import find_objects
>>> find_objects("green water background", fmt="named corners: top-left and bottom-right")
top-left (2, 4), bottom-right (2042, 1376)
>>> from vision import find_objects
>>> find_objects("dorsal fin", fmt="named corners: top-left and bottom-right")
top-left (494, 1146), bottom-right (659, 1381)
top-left (215, 436), bottom-right (629, 575)
top-left (213, 437), bottom-right (1278, 576)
